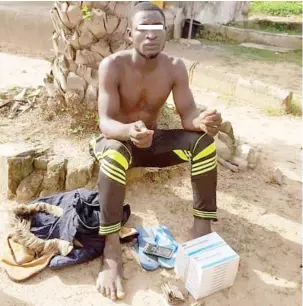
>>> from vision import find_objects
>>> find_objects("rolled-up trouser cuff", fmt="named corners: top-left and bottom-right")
top-left (193, 209), bottom-right (217, 220)
top-left (99, 222), bottom-right (121, 236)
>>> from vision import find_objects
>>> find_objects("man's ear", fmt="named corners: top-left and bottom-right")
top-left (127, 27), bottom-right (132, 43)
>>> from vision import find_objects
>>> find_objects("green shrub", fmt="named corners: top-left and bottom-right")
top-left (249, 1), bottom-right (302, 16)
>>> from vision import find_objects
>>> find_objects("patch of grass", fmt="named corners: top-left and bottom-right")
top-left (249, 1), bottom-right (302, 16)
top-left (0, 86), bottom-right (23, 100)
top-left (220, 92), bottom-right (236, 105)
top-left (81, 5), bottom-right (92, 20)
top-left (290, 97), bottom-right (302, 116)
top-left (230, 22), bottom-right (301, 35)
top-left (227, 44), bottom-right (302, 65)
top-left (263, 106), bottom-right (283, 116)
top-left (263, 98), bottom-right (302, 117)
top-left (199, 39), bottom-right (302, 65)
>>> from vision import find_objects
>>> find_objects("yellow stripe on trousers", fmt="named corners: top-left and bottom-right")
top-left (193, 142), bottom-right (216, 162)
top-left (99, 222), bottom-right (121, 235)
top-left (192, 158), bottom-right (217, 173)
top-left (192, 155), bottom-right (217, 169)
top-left (173, 150), bottom-right (189, 161)
top-left (192, 162), bottom-right (217, 176)
top-left (101, 163), bottom-right (125, 181)
top-left (100, 165), bottom-right (125, 185)
top-left (102, 159), bottom-right (126, 178)
top-left (101, 150), bottom-right (129, 170)
top-left (193, 209), bottom-right (217, 218)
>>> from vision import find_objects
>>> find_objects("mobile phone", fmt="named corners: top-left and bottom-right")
top-left (143, 243), bottom-right (174, 259)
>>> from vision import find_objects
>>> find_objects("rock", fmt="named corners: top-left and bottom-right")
top-left (123, 247), bottom-right (135, 261)
top-left (0, 143), bottom-right (36, 199)
top-left (66, 72), bottom-right (87, 100)
top-left (34, 156), bottom-right (49, 170)
top-left (7, 157), bottom-right (32, 199)
top-left (219, 121), bottom-right (235, 141)
top-left (215, 137), bottom-right (232, 161)
top-left (65, 158), bottom-right (95, 191)
top-left (123, 262), bottom-right (138, 280)
top-left (127, 167), bottom-right (146, 183)
top-left (16, 171), bottom-right (44, 202)
top-left (84, 84), bottom-right (98, 110)
top-left (259, 208), bottom-right (268, 215)
top-left (231, 156), bottom-right (248, 171)
top-left (218, 131), bottom-right (234, 152)
top-left (235, 144), bottom-right (258, 169)
top-left (273, 167), bottom-right (285, 186)
top-left (40, 157), bottom-right (67, 196)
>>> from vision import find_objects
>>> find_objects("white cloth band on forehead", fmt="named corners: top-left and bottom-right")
top-left (137, 24), bottom-right (164, 30)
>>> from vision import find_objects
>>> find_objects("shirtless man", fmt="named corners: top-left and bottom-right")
top-left (89, 2), bottom-right (222, 301)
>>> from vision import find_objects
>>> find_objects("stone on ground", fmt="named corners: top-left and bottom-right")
top-left (235, 144), bottom-right (258, 169)
top-left (218, 131), bottom-right (234, 152)
top-left (16, 171), bottom-right (44, 202)
top-left (65, 158), bottom-right (95, 191)
top-left (273, 167), bottom-right (285, 185)
top-left (0, 143), bottom-right (36, 199)
top-left (40, 157), bottom-right (67, 197)
top-left (215, 137), bottom-right (232, 161)
top-left (34, 155), bottom-right (49, 170)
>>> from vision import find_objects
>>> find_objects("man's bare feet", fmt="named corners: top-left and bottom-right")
top-left (96, 233), bottom-right (125, 301)
top-left (190, 217), bottom-right (211, 239)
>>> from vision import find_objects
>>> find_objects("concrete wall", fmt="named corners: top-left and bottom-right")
top-left (201, 24), bottom-right (302, 50)
top-left (180, 1), bottom-right (250, 25)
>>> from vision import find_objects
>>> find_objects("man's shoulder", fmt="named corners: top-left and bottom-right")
top-left (160, 53), bottom-right (185, 69)
top-left (160, 53), bottom-right (187, 80)
top-left (99, 50), bottom-right (131, 69)
top-left (108, 50), bottom-right (131, 61)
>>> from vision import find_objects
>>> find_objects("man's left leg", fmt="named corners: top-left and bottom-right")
top-left (137, 129), bottom-right (217, 238)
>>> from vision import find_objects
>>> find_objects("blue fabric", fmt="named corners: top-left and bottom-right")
top-left (28, 188), bottom-right (131, 269)
top-left (135, 226), bottom-right (160, 271)
top-left (135, 225), bottom-right (178, 270)
top-left (154, 226), bottom-right (178, 269)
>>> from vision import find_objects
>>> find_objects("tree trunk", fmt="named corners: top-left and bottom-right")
top-left (44, 1), bottom-right (137, 112)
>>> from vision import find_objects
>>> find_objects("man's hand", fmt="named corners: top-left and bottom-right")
top-left (129, 121), bottom-right (154, 148)
top-left (194, 109), bottom-right (222, 137)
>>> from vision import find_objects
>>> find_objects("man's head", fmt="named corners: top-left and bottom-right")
top-left (128, 2), bottom-right (166, 59)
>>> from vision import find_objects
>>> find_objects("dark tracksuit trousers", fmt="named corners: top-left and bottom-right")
top-left (89, 129), bottom-right (217, 236)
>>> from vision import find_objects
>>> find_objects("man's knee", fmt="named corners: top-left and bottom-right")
top-left (95, 139), bottom-right (132, 185)
top-left (191, 133), bottom-right (217, 176)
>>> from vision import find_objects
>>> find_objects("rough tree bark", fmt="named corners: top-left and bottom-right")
top-left (44, 1), bottom-right (137, 112)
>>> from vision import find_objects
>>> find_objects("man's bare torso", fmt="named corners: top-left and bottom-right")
top-left (107, 50), bottom-right (177, 129)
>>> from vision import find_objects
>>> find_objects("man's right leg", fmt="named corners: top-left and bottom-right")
top-left (89, 135), bottom-right (132, 301)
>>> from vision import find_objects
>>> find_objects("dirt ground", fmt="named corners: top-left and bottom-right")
top-left (0, 41), bottom-right (301, 306)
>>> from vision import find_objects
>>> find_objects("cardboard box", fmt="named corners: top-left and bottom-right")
top-left (175, 232), bottom-right (239, 300)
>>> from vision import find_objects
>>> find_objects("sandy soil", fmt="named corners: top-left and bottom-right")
top-left (165, 41), bottom-right (302, 96)
top-left (0, 43), bottom-right (301, 306)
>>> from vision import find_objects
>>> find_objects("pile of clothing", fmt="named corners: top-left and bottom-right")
top-left (1, 188), bottom-right (179, 283)
top-left (1, 188), bottom-right (133, 282)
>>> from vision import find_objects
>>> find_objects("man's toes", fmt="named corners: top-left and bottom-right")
top-left (116, 279), bottom-right (125, 299)
top-left (99, 286), bottom-right (106, 296)
top-left (105, 288), bottom-right (110, 297)
top-left (110, 285), bottom-right (117, 301)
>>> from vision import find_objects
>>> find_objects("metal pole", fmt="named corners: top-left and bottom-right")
top-left (187, 1), bottom-right (194, 39)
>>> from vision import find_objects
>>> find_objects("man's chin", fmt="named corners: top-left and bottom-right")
top-left (139, 50), bottom-right (160, 59)
top-left (146, 53), bottom-right (160, 59)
